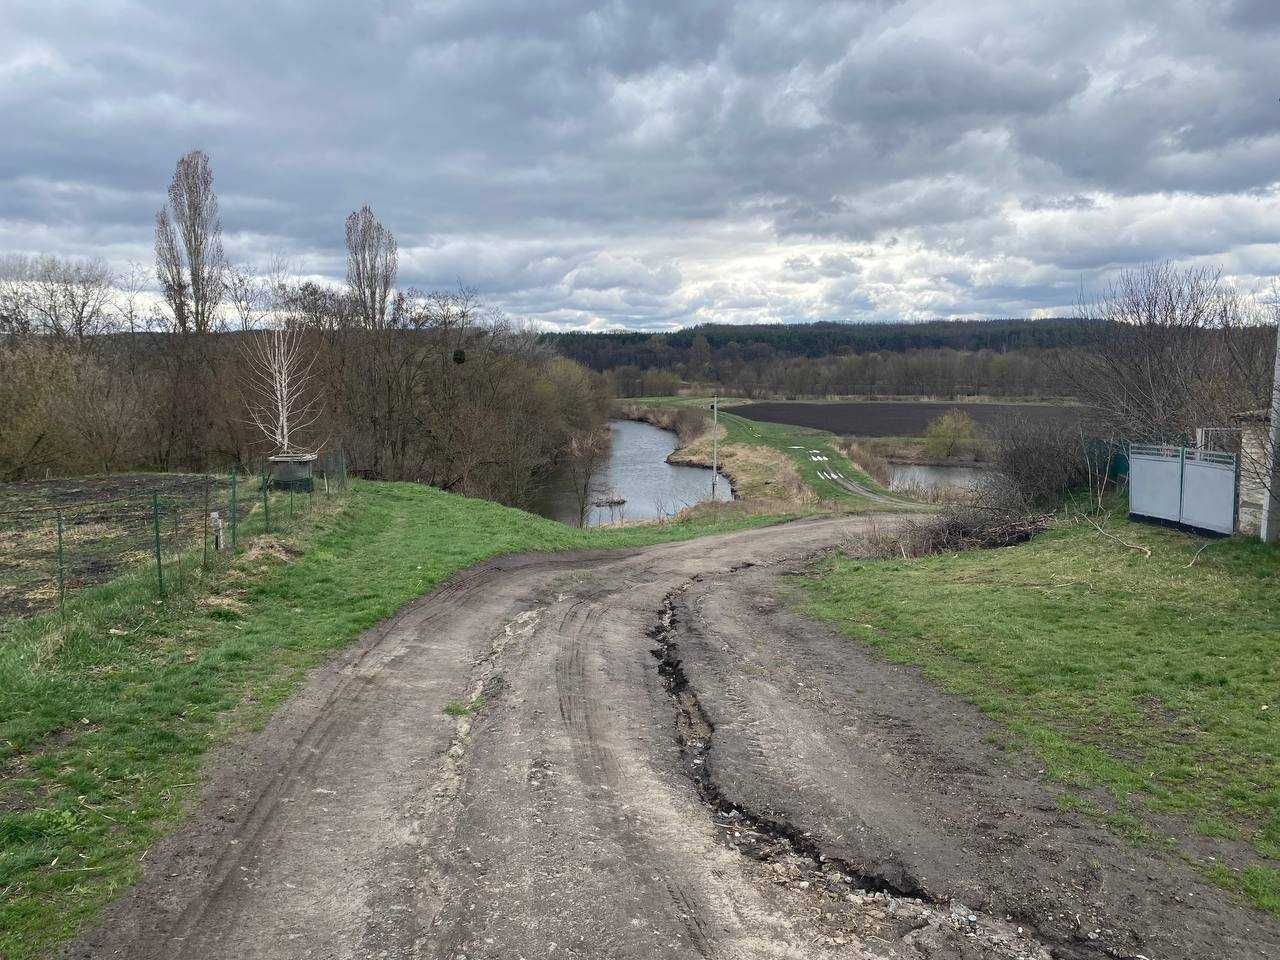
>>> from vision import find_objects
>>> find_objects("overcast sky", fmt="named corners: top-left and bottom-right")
top-left (3, 1), bottom-right (1280, 330)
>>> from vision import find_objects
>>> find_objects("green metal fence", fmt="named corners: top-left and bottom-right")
top-left (0, 452), bottom-right (349, 625)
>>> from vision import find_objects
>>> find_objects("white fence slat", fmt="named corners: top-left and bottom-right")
top-left (1129, 452), bottom-right (1183, 523)
top-left (1180, 460), bottom-right (1236, 534)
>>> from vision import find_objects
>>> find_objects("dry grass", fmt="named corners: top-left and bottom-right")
top-left (238, 537), bottom-right (301, 568)
top-left (836, 439), bottom-right (893, 485)
top-left (673, 433), bottom-right (816, 505)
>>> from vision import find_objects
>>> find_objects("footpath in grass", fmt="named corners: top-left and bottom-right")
top-left (795, 514), bottom-right (1280, 915)
top-left (0, 481), bottom-right (793, 959)
top-left (620, 395), bottom-right (904, 505)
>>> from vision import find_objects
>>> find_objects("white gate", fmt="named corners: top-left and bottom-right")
top-left (1129, 444), bottom-right (1238, 535)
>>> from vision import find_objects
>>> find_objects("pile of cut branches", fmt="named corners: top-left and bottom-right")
top-left (870, 506), bottom-right (1049, 559)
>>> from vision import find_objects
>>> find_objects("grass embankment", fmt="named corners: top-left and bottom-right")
top-left (618, 396), bottom-right (905, 507)
top-left (0, 481), bottom-right (794, 958)
top-left (796, 514), bottom-right (1280, 914)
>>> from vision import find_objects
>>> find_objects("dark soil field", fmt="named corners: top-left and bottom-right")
top-left (733, 400), bottom-right (1082, 437)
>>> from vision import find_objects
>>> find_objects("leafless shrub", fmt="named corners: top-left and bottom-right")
top-left (988, 416), bottom-right (1092, 509)
top-left (865, 484), bottom-right (1048, 559)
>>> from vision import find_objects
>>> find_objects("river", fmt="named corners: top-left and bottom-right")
top-left (889, 463), bottom-right (991, 495)
top-left (534, 419), bottom-right (733, 526)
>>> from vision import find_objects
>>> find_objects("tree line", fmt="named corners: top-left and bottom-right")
top-left (543, 319), bottom-right (1102, 399)
top-left (600, 345), bottom-right (1069, 399)
top-left (0, 150), bottom-right (610, 509)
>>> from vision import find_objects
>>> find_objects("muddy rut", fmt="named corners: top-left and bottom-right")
top-left (66, 516), bottom-right (1279, 960)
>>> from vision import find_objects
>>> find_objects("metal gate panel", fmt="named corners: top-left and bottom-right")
top-left (1129, 447), bottom-right (1183, 523)
top-left (1181, 456), bottom-right (1237, 534)
top-left (1128, 444), bottom-right (1238, 534)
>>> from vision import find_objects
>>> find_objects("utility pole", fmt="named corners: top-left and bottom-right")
top-left (711, 396), bottom-right (721, 499)
top-left (1261, 326), bottom-right (1280, 543)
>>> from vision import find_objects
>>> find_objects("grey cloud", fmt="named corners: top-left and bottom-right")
top-left (3, 0), bottom-right (1280, 327)
top-left (829, 36), bottom-right (1089, 131)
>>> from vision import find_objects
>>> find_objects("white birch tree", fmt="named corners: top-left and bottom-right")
top-left (244, 325), bottom-right (322, 454)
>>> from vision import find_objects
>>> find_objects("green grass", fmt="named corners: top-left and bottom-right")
top-left (795, 514), bottom-right (1280, 914)
top-left (0, 480), bottom-right (794, 958)
top-left (444, 695), bottom-right (486, 717)
top-left (620, 395), bottom-right (905, 505)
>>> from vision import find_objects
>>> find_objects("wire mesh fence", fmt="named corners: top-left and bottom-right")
top-left (0, 451), bottom-right (349, 625)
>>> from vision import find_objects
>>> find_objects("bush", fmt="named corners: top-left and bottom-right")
top-left (923, 410), bottom-right (978, 459)
top-left (989, 416), bottom-right (1091, 509)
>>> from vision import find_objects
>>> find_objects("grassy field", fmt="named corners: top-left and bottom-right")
top-left (795, 513), bottom-right (1280, 914)
top-left (618, 396), bottom-right (907, 505)
top-left (0, 481), bottom-right (796, 959)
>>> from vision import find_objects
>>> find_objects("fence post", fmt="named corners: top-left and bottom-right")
top-left (1178, 444), bottom-right (1187, 523)
top-left (203, 477), bottom-right (210, 569)
top-left (230, 468), bottom-right (238, 552)
top-left (289, 485), bottom-right (294, 520)
top-left (262, 477), bottom-right (271, 533)
top-left (56, 511), bottom-right (67, 624)
top-left (172, 502), bottom-right (181, 589)
top-left (151, 493), bottom-right (165, 598)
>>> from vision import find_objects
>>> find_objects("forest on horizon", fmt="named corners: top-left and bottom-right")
top-left (542, 317), bottom-right (1099, 399)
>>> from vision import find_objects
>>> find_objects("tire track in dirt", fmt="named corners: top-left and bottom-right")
top-left (64, 515), bottom-right (1275, 960)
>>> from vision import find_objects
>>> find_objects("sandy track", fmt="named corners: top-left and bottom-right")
top-left (66, 516), bottom-right (1278, 960)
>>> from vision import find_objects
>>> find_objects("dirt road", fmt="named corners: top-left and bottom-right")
top-left (67, 516), bottom-right (1278, 960)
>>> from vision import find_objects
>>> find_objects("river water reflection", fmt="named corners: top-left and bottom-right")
top-left (889, 463), bottom-right (991, 494)
top-left (533, 419), bottom-right (733, 526)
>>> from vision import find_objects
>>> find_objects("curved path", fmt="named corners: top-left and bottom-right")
top-left (67, 516), bottom-right (1278, 960)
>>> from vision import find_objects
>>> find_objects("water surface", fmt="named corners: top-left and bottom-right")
top-left (889, 463), bottom-right (991, 494)
top-left (534, 419), bottom-right (732, 526)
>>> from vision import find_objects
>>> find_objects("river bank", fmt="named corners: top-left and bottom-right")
top-left (614, 402), bottom-right (814, 504)
top-left (532, 419), bottom-right (733, 526)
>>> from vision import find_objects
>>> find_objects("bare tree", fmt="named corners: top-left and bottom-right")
top-left (112, 260), bottom-right (152, 334)
top-left (1065, 263), bottom-right (1268, 439)
top-left (0, 255), bottom-right (116, 341)
top-left (35, 255), bottom-right (116, 340)
top-left (0, 254), bottom-right (34, 338)
top-left (564, 427), bottom-right (611, 527)
top-left (243, 326), bottom-right (322, 454)
top-left (155, 149), bottom-right (227, 333)
top-left (345, 204), bottom-right (397, 329)
top-left (226, 263), bottom-right (272, 331)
